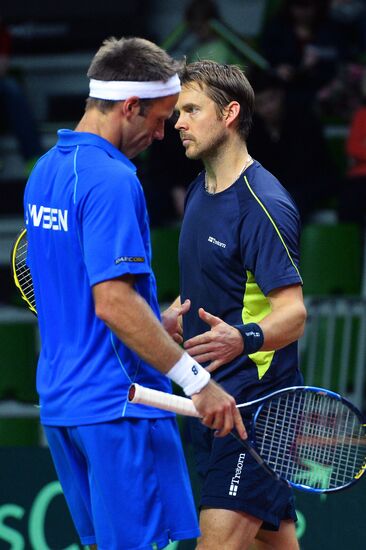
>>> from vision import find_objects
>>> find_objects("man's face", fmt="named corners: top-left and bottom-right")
top-left (122, 94), bottom-right (179, 158)
top-left (174, 82), bottom-right (227, 161)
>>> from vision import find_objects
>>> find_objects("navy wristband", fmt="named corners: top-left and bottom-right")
top-left (234, 323), bottom-right (264, 355)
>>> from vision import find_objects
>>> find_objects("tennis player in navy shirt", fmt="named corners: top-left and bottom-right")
top-left (172, 61), bottom-right (307, 549)
top-left (23, 39), bottom-right (245, 550)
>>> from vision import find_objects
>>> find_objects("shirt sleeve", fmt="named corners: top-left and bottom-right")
top-left (78, 167), bottom-right (151, 286)
top-left (240, 195), bottom-right (302, 296)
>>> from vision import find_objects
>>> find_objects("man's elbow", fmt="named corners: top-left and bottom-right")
top-left (94, 289), bottom-right (118, 325)
top-left (93, 278), bottom-right (132, 325)
top-left (296, 303), bottom-right (307, 339)
top-left (95, 300), bottom-right (112, 324)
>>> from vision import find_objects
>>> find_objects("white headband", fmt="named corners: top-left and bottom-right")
top-left (89, 74), bottom-right (181, 100)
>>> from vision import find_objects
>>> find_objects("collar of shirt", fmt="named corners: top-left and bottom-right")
top-left (56, 129), bottom-right (137, 173)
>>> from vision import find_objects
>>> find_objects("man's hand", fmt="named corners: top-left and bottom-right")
top-left (191, 380), bottom-right (247, 439)
top-left (161, 299), bottom-right (191, 344)
top-left (184, 308), bottom-right (244, 372)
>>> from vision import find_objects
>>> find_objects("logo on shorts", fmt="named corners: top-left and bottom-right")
top-left (229, 453), bottom-right (246, 496)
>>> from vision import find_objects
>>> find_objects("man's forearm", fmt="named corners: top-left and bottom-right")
top-left (259, 301), bottom-right (307, 351)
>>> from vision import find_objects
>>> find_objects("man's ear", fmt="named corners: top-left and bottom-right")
top-left (224, 101), bottom-right (240, 127)
top-left (122, 96), bottom-right (141, 119)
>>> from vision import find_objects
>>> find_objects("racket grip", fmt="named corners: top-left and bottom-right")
top-left (128, 383), bottom-right (200, 417)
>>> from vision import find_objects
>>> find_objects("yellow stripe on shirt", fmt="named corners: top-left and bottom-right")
top-left (243, 174), bottom-right (302, 282)
top-left (242, 270), bottom-right (275, 380)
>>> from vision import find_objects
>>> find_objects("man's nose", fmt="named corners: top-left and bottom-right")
top-left (174, 114), bottom-right (186, 130)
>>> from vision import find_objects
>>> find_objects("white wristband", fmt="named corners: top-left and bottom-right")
top-left (167, 352), bottom-right (211, 396)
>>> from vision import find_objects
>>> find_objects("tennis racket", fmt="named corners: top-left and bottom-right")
top-left (129, 383), bottom-right (366, 493)
top-left (10, 228), bottom-right (36, 315)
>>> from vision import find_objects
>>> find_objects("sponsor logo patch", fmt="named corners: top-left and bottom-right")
top-left (208, 236), bottom-right (226, 248)
top-left (27, 203), bottom-right (68, 232)
top-left (115, 256), bottom-right (145, 265)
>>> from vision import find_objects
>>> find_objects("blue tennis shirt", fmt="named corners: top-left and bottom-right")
top-left (24, 130), bottom-right (173, 425)
top-left (179, 161), bottom-right (303, 402)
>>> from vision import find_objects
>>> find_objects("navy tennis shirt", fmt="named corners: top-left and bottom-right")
top-left (179, 160), bottom-right (303, 402)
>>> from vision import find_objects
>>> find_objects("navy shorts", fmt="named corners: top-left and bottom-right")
top-left (44, 417), bottom-right (200, 550)
top-left (189, 417), bottom-right (297, 531)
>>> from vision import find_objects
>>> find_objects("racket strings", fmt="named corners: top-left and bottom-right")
top-left (296, 397), bottom-right (361, 484)
top-left (14, 235), bottom-right (36, 310)
top-left (254, 391), bottom-right (366, 490)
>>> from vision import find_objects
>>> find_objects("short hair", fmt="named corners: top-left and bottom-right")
top-left (86, 36), bottom-right (184, 113)
top-left (181, 60), bottom-right (255, 141)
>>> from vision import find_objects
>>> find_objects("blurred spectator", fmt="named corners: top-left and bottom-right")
top-left (317, 60), bottom-right (365, 122)
top-left (0, 16), bottom-right (42, 174)
top-left (317, 0), bottom-right (366, 120)
top-left (330, 0), bottom-right (366, 59)
top-left (338, 68), bottom-right (366, 225)
top-left (247, 69), bottom-right (338, 222)
top-left (260, 0), bottom-right (342, 111)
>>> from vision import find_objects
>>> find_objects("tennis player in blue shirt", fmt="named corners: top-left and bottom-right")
top-left (172, 61), bottom-right (307, 549)
top-left (23, 39), bottom-right (245, 550)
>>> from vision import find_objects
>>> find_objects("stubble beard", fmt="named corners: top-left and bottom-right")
top-left (186, 130), bottom-right (227, 161)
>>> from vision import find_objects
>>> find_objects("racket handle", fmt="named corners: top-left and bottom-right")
top-left (128, 383), bottom-right (200, 417)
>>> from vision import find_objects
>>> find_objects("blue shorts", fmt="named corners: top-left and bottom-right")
top-left (189, 417), bottom-right (297, 531)
top-left (44, 417), bottom-right (200, 550)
